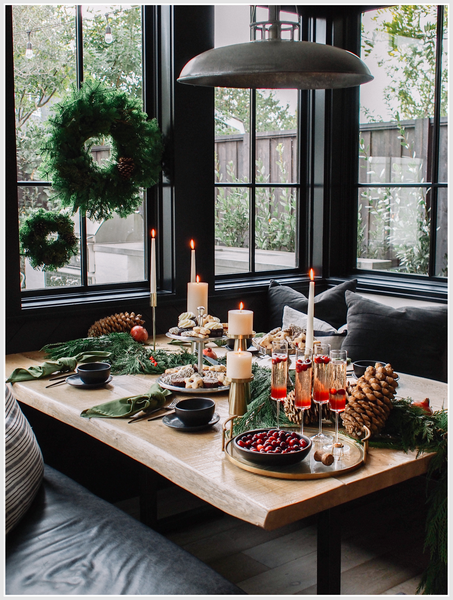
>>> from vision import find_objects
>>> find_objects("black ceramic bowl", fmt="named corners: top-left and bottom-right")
top-left (233, 428), bottom-right (312, 466)
top-left (76, 362), bottom-right (111, 384)
top-left (352, 360), bottom-right (386, 378)
top-left (174, 398), bottom-right (215, 427)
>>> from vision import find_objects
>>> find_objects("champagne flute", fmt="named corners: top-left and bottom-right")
top-left (294, 347), bottom-right (312, 437)
top-left (329, 349), bottom-right (348, 453)
top-left (271, 340), bottom-right (288, 429)
top-left (311, 343), bottom-right (333, 445)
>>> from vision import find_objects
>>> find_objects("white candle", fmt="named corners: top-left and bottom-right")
top-left (306, 268), bottom-right (315, 351)
top-left (190, 239), bottom-right (196, 283)
top-left (187, 276), bottom-right (208, 315)
top-left (227, 350), bottom-right (252, 379)
top-left (150, 229), bottom-right (157, 306)
top-left (228, 302), bottom-right (253, 336)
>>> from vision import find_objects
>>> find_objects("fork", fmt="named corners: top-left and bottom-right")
top-left (128, 399), bottom-right (178, 424)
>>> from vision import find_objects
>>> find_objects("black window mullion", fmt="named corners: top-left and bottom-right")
top-left (428, 5), bottom-right (444, 277)
top-left (75, 5), bottom-right (88, 287)
top-left (249, 88), bottom-right (256, 273)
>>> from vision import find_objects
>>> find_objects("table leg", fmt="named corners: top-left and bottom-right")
top-left (317, 505), bottom-right (341, 594)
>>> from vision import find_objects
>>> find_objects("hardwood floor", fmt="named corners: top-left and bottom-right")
top-left (114, 475), bottom-right (430, 595)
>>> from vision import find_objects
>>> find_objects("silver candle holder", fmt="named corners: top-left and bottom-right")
top-left (227, 332), bottom-right (256, 352)
top-left (228, 375), bottom-right (254, 416)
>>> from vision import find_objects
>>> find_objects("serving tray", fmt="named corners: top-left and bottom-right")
top-left (222, 419), bottom-right (369, 480)
top-left (158, 376), bottom-right (229, 394)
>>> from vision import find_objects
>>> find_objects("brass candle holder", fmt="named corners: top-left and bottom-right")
top-left (228, 375), bottom-right (254, 416)
top-left (227, 332), bottom-right (256, 352)
top-left (150, 292), bottom-right (157, 351)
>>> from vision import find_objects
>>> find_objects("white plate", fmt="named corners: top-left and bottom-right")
top-left (157, 376), bottom-right (229, 394)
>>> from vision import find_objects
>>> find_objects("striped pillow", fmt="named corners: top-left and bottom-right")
top-left (5, 385), bottom-right (44, 535)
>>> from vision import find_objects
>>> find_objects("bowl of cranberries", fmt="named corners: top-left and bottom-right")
top-left (233, 428), bottom-right (312, 466)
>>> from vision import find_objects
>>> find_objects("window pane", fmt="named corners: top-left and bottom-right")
top-left (357, 186), bottom-right (430, 275)
top-left (82, 5), bottom-right (143, 101)
top-left (86, 200), bottom-right (146, 285)
top-left (255, 187), bottom-right (296, 272)
top-left (13, 5), bottom-right (76, 181)
top-left (436, 187), bottom-right (448, 277)
top-left (215, 187), bottom-right (250, 275)
top-left (19, 186), bottom-right (81, 290)
top-left (255, 89), bottom-right (298, 184)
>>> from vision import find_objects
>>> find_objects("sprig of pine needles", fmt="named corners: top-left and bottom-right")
top-left (41, 333), bottom-right (197, 375)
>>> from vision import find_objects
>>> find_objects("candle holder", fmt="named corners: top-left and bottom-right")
top-left (150, 292), bottom-right (157, 351)
top-left (228, 375), bottom-right (254, 416)
top-left (227, 332), bottom-right (256, 352)
top-left (193, 306), bottom-right (206, 367)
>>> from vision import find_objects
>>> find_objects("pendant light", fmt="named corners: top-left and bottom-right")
top-left (178, 6), bottom-right (373, 89)
top-left (25, 31), bottom-right (33, 60)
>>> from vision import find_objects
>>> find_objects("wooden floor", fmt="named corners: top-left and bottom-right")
top-left (114, 475), bottom-right (431, 596)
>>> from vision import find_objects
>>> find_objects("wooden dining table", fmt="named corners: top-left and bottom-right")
top-left (5, 338), bottom-right (448, 594)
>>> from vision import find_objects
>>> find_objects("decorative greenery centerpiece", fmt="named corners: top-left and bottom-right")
top-left (19, 208), bottom-right (78, 271)
top-left (40, 81), bottom-right (163, 221)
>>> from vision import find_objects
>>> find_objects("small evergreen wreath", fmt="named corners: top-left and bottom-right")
top-left (40, 82), bottom-right (163, 221)
top-left (19, 209), bottom-right (78, 271)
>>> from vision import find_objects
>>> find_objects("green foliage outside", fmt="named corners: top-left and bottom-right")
top-left (215, 144), bottom-right (296, 253)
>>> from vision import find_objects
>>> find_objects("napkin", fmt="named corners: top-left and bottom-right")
top-left (80, 383), bottom-right (171, 419)
top-left (6, 352), bottom-right (111, 383)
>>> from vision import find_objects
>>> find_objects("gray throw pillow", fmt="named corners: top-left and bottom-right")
top-left (342, 291), bottom-right (447, 382)
top-left (268, 279), bottom-right (357, 330)
top-left (5, 385), bottom-right (44, 534)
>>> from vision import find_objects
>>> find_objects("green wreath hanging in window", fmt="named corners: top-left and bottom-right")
top-left (40, 82), bottom-right (163, 221)
top-left (19, 209), bottom-right (79, 271)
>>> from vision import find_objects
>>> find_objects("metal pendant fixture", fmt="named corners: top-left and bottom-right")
top-left (178, 6), bottom-right (373, 90)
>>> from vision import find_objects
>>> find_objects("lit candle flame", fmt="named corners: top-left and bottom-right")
top-left (196, 275), bottom-right (200, 283)
top-left (151, 229), bottom-right (156, 238)
top-left (309, 268), bottom-right (314, 281)
top-left (239, 302), bottom-right (244, 311)
top-left (190, 239), bottom-right (195, 250)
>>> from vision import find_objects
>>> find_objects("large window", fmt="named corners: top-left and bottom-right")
top-left (357, 5), bottom-right (448, 277)
top-left (13, 5), bottom-right (146, 292)
top-left (214, 6), bottom-right (300, 276)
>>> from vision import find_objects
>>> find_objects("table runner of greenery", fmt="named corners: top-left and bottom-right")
top-left (42, 333), bottom-right (446, 594)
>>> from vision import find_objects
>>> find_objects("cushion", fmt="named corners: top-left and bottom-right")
top-left (268, 279), bottom-right (357, 330)
top-left (342, 291), bottom-right (448, 382)
top-left (5, 385), bottom-right (44, 534)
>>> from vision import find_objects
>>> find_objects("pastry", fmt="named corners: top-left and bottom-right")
top-left (178, 311), bottom-right (196, 322)
top-left (206, 322), bottom-right (223, 337)
top-left (202, 377), bottom-right (220, 388)
top-left (178, 318), bottom-right (196, 330)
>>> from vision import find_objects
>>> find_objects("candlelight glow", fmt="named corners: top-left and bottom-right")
top-left (309, 268), bottom-right (314, 281)
top-left (151, 229), bottom-right (156, 238)
top-left (190, 239), bottom-right (195, 250)
top-left (239, 302), bottom-right (244, 311)
top-left (196, 275), bottom-right (200, 283)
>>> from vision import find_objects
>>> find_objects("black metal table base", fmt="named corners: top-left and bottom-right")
top-left (317, 506), bottom-right (342, 594)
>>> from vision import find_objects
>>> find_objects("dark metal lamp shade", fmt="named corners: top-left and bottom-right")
top-left (178, 6), bottom-right (373, 90)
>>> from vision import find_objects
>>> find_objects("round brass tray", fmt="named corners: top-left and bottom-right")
top-left (222, 419), bottom-right (369, 480)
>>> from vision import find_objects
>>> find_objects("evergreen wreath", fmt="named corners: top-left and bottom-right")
top-left (19, 208), bottom-right (78, 271)
top-left (40, 82), bottom-right (163, 221)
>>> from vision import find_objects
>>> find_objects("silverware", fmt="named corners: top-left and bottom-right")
top-left (148, 409), bottom-right (175, 421)
top-left (128, 399), bottom-right (178, 424)
top-left (46, 379), bottom-right (69, 388)
top-left (49, 372), bottom-right (75, 381)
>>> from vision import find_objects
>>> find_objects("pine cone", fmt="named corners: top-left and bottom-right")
top-left (341, 363), bottom-right (398, 439)
top-left (117, 157), bottom-right (135, 180)
top-left (284, 390), bottom-right (331, 426)
top-left (88, 312), bottom-right (145, 337)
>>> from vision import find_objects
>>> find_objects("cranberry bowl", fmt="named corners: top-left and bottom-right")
top-left (233, 428), bottom-right (312, 466)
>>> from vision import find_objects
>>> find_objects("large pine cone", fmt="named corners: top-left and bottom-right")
top-left (117, 157), bottom-right (135, 180)
top-left (341, 363), bottom-right (398, 439)
top-left (88, 312), bottom-right (144, 337)
top-left (284, 390), bottom-right (331, 426)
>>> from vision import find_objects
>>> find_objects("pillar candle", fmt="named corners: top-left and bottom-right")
top-left (187, 276), bottom-right (208, 315)
top-left (226, 350), bottom-right (252, 379)
top-left (306, 269), bottom-right (315, 351)
top-left (190, 239), bottom-right (196, 283)
top-left (150, 229), bottom-right (157, 306)
top-left (228, 302), bottom-right (253, 336)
